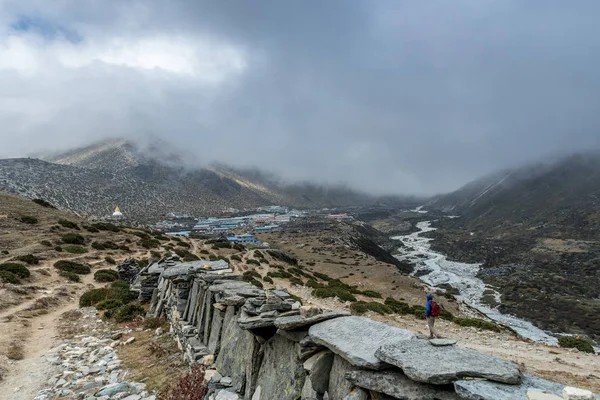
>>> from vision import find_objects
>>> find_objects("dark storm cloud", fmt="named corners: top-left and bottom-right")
top-left (1, 0), bottom-right (599, 194)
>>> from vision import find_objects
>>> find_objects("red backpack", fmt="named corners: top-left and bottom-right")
top-left (430, 301), bottom-right (441, 317)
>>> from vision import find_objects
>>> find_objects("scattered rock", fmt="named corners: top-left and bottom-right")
top-left (309, 316), bottom-right (414, 369)
top-left (526, 391), bottom-right (562, 400)
top-left (563, 386), bottom-right (595, 400)
top-left (454, 375), bottom-right (568, 400)
top-left (430, 338), bottom-right (457, 346)
top-left (124, 337), bottom-right (136, 345)
top-left (300, 306), bottom-right (321, 318)
top-left (215, 389), bottom-right (239, 399)
top-left (376, 339), bottom-right (521, 384)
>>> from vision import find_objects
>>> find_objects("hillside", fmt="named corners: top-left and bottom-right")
top-left (0, 139), bottom-right (413, 222)
top-left (423, 153), bottom-right (600, 339)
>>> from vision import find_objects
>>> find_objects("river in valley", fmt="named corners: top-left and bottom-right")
top-left (393, 220), bottom-right (559, 345)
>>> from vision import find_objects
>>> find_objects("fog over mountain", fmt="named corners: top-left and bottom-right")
top-left (1, 1), bottom-right (600, 195)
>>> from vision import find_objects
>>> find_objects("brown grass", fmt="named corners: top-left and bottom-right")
top-left (118, 330), bottom-right (187, 392)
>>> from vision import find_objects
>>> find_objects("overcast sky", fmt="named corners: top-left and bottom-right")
top-left (1, 1), bottom-right (599, 195)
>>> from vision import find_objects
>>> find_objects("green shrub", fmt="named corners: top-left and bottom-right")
top-left (114, 303), bottom-right (146, 323)
top-left (230, 255), bottom-right (242, 262)
top-left (150, 250), bottom-right (162, 259)
top-left (306, 279), bottom-right (322, 289)
top-left (200, 249), bottom-right (209, 254)
top-left (558, 336), bottom-right (595, 354)
top-left (211, 242), bottom-right (231, 249)
top-left (58, 219), bottom-right (80, 230)
top-left (384, 297), bottom-right (413, 314)
top-left (313, 288), bottom-right (335, 299)
top-left (253, 250), bottom-right (263, 258)
top-left (92, 222), bottom-right (120, 232)
top-left (351, 301), bottom-right (393, 315)
top-left (40, 240), bottom-right (52, 247)
top-left (111, 280), bottom-right (130, 290)
top-left (289, 267), bottom-right (313, 279)
top-left (263, 276), bottom-right (274, 284)
top-left (1, 250), bottom-right (8, 255)
top-left (60, 271), bottom-right (81, 282)
top-left (62, 233), bottom-right (85, 245)
top-left (54, 246), bottom-right (63, 252)
top-left (267, 250), bottom-right (297, 265)
top-left (138, 259), bottom-right (149, 269)
top-left (0, 270), bottom-right (19, 284)
top-left (96, 298), bottom-right (123, 310)
top-left (15, 254), bottom-right (39, 265)
top-left (32, 198), bottom-right (55, 208)
top-left (208, 255), bottom-right (217, 261)
top-left (233, 243), bottom-right (245, 251)
top-left (144, 316), bottom-right (168, 330)
top-left (183, 253), bottom-right (200, 262)
top-left (244, 276), bottom-right (264, 289)
top-left (332, 287), bottom-right (357, 302)
top-left (243, 270), bottom-right (261, 280)
top-left (54, 260), bottom-right (90, 274)
top-left (247, 259), bottom-right (261, 266)
top-left (312, 272), bottom-right (332, 281)
top-left (267, 270), bottom-right (293, 279)
top-left (20, 215), bottom-right (38, 224)
top-left (94, 269), bottom-right (119, 282)
top-left (139, 238), bottom-right (160, 249)
top-left (360, 290), bottom-right (382, 299)
top-left (119, 245), bottom-right (130, 251)
top-left (176, 241), bottom-right (191, 248)
top-left (105, 256), bottom-right (116, 265)
top-left (289, 277), bottom-right (303, 286)
top-left (0, 263), bottom-right (31, 278)
top-left (80, 288), bottom-right (109, 306)
top-left (64, 245), bottom-right (88, 254)
top-left (83, 225), bottom-right (99, 233)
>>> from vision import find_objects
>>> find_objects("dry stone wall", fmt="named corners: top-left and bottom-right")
top-left (142, 260), bottom-right (600, 400)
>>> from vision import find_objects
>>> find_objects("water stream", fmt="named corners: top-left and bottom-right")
top-left (393, 220), bottom-right (559, 345)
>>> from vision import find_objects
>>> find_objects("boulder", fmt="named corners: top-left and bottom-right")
top-left (238, 315), bottom-right (276, 330)
top-left (215, 390), bottom-right (239, 400)
top-left (215, 308), bottom-right (257, 394)
top-left (301, 379), bottom-right (322, 400)
top-left (327, 355), bottom-right (357, 400)
top-left (300, 306), bottom-right (321, 318)
top-left (345, 370), bottom-right (460, 400)
top-left (275, 311), bottom-right (350, 331)
top-left (563, 387), bottom-right (595, 400)
top-left (308, 316), bottom-right (414, 369)
top-left (253, 334), bottom-right (305, 400)
top-left (306, 351), bottom-right (334, 393)
top-left (96, 382), bottom-right (129, 397)
top-left (527, 391), bottom-right (562, 400)
top-left (454, 375), bottom-right (568, 400)
top-left (376, 340), bottom-right (521, 385)
top-left (430, 338), bottom-right (457, 346)
top-left (276, 329), bottom-right (308, 343)
top-left (208, 309), bottom-right (225, 354)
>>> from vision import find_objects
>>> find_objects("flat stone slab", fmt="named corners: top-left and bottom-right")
top-left (430, 338), bottom-right (458, 346)
top-left (454, 375), bottom-right (600, 400)
top-left (376, 340), bottom-right (521, 385)
top-left (345, 370), bottom-right (460, 400)
top-left (308, 316), bottom-right (414, 369)
top-left (275, 311), bottom-right (350, 330)
top-left (238, 315), bottom-right (276, 330)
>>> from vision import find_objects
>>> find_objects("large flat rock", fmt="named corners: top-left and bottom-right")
top-left (345, 370), bottom-right (460, 400)
top-left (274, 311), bottom-right (350, 330)
top-left (308, 316), bottom-right (414, 369)
top-left (454, 375), bottom-right (600, 400)
top-left (376, 340), bottom-right (521, 385)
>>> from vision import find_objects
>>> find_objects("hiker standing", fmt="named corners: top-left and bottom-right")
top-left (426, 293), bottom-right (441, 338)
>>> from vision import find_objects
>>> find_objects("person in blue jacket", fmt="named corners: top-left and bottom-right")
top-left (425, 294), bottom-right (439, 338)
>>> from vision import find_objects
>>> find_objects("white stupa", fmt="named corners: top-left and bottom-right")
top-left (112, 206), bottom-right (123, 218)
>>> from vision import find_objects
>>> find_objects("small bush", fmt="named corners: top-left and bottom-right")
top-left (94, 269), bottom-right (119, 282)
top-left (54, 246), bottom-right (63, 252)
top-left (54, 260), bottom-right (90, 274)
top-left (105, 256), bottom-right (116, 265)
top-left (83, 225), bottom-right (99, 233)
top-left (1, 250), bottom-right (8, 255)
top-left (230, 255), bottom-right (242, 262)
top-left (263, 276), bottom-right (274, 284)
top-left (58, 219), bottom-right (80, 230)
top-left (183, 253), bottom-right (200, 262)
top-left (144, 316), bottom-right (168, 330)
top-left (111, 280), bottom-right (130, 290)
top-left (62, 233), bottom-right (85, 245)
top-left (96, 298), bottom-right (123, 310)
top-left (253, 250), bottom-right (264, 258)
top-left (455, 317), bottom-right (500, 332)
top-left (306, 279), bottom-right (322, 289)
top-left (20, 215), bottom-right (38, 224)
top-left (0, 270), bottom-right (19, 284)
top-left (211, 242), bottom-right (232, 249)
top-left (558, 336), bottom-right (595, 354)
top-left (177, 241), bottom-right (191, 248)
top-left (247, 259), bottom-right (261, 266)
top-left (267, 270), bottom-right (293, 279)
top-left (139, 238), bottom-right (160, 249)
top-left (92, 222), bottom-right (120, 232)
top-left (0, 263), bottom-right (31, 278)
top-left (32, 198), bottom-right (55, 208)
top-left (157, 364), bottom-right (208, 400)
top-left (289, 277), bottom-right (304, 286)
top-left (119, 245), bottom-right (130, 251)
top-left (150, 250), bottom-right (162, 259)
top-left (351, 301), bottom-right (393, 315)
top-left (15, 254), bottom-right (39, 265)
top-left (114, 303), bottom-right (146, 322)
top-left (80, 288), bottom-right (109, 306)
top-left (200, 249), bottom-right (209, 254)
top-left (208, 255), bottom-right (217, 261)
top-left (243, 270), bottom-right (261, 280)
top-left (267, 250), bottom-right (297, 265)
top-left (40, 240), bottom-right (52, 247)
top-left (233, 243), bottom-right (245, 251)
top-left (313, 272), bottom-right (332, 281)
top-left (313, 288), bottom-right (335, 299)
top-left (60, 271), bottom-right (81, 282)
top-left (360, 290), bottom-right (382, 299)
top-left (64, 245), bottom-right (88, 254)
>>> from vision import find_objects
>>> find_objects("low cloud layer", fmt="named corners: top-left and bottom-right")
top-left (1, 1), bottom-right (599, 195)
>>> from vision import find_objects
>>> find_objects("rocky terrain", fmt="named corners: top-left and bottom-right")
top-left (419, 153), bottom-right (600, 340)
top-left (0, 138), bottom-right (414, 222)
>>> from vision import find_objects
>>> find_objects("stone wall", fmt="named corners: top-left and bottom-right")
top-left (145, 261), bottom-right (599, 400)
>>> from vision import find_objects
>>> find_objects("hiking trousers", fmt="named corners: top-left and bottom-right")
top-left (427, 316), bottom-right (438, 338)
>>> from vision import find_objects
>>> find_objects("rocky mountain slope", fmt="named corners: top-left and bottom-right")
top-left (423, 153), bottom-right (600, 339)
top-left (0, 139), bottom-right (410, 221)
